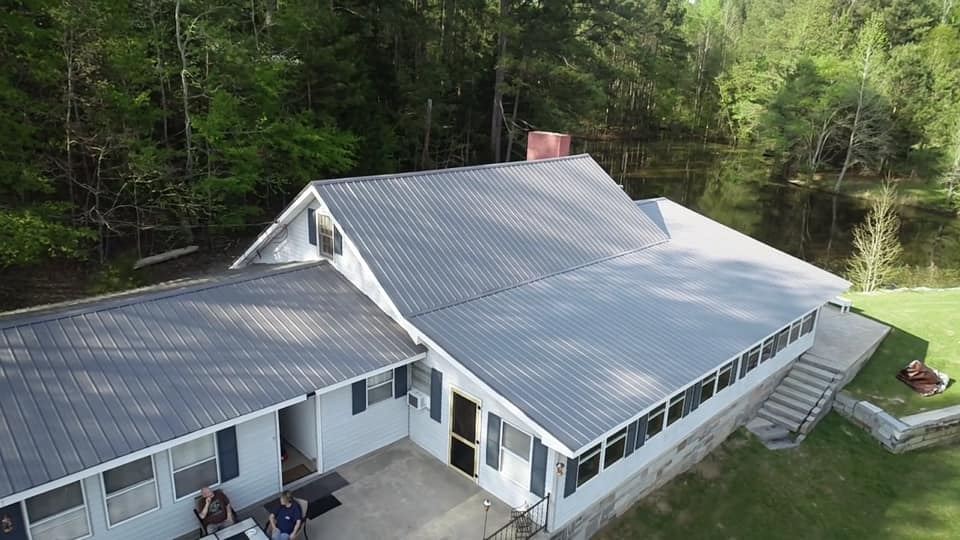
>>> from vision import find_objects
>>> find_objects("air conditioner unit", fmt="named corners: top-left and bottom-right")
top-left (408, 389), bottom-right (430, 410)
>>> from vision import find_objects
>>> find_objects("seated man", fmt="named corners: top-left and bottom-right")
top-left (197, 486), bottom-right (235, 534)
top-left (268, 491), bottom-right (303, 540)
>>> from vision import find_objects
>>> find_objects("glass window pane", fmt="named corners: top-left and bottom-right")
top-left (576, 445), bottom-right (602, 487)
top-left (367, 382), bottom-right (393, 405)
top-left (717, 364), bottom-right (733, 391)
top-left (667, 394), bottom-right (685, 426)
top-left (700, 375), bottom-right (716, 403)
top-left (502, 423), bottom-right (531, 459)
top-left (29, 507), bottom-right (89, 540)
top-left (647, 406), bottom-right (666, 440)
top-left (26, 481), bottom-right (84, 523)
top-left (501, 449), bottom-right (528, 486)
top-left (171, 435), bottom-right (216, 471)
top-left (411, 363), bottom-right (430, 392)
top-left (801, 313), bottom-right (815, 335)
top-left (106, 481), bottom-right (158, 526)
top-left (776, 328), bottom-right (790, 352)
top-left (603, 436), bottom-right (626, 469)
top-left (173, 459), bottom-right (218, 499)
top-left (790, 322), bottom-right (801, 343)
top-left (103, 457), bottom-right (154, 495)
top-left (367, 371), bottom-right (393, 387)
top-left (761, 338), bottom-right (774, 362)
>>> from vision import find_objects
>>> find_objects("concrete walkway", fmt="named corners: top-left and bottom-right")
top-left (803, 305), bottom-right (890, 383)
top-left (304, 440), bottom-right (512, 540)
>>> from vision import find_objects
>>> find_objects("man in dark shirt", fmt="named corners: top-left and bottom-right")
top-left (268, 491), bottom-right (303, 540)
top-left (197, 486), bottom-right (235, 533)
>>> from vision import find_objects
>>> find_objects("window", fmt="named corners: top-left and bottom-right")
top-left (801, 312), bottom-right (816, 335)
top-left (666, 393), bottom-right (685, 427)
top-left (603, 428), bottom-right (628, 469)
top-left (760, 338), bottom-right (775, 363)
top-left (411, 362), bottom-right (431, 393)
top-left (700, 372), bottom-right (717, 404)
top-left (646, 404), bottom-right (666, 441)
top-left (317, 214), bottom-right (335, 256)
top-left (716, 362), bottom-right (734, 393)
top-left (789, 321), bottom-right (801, 343)
top-left (775, 327), bottom-right (790, 352)
top-left (102, 456), bottom-right (159, 527)
top-left (576, 443), bottom-right (602, 487)
top-left (24, 481), bottom-right (90, 540)
top-left (170, 435), bottom-right (219, 500)
top-left (500, 422), bottom-right (532, 487)
top-left (743, 346), bottom-right (760, 374)
top-left (366, 371), bottom-right (394, 406)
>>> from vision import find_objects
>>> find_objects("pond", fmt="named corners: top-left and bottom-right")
top-left (578, 140), bottom-right (960, 278)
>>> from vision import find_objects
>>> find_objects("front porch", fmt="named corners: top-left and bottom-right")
top-left (245, 439), bottom-right (515, 539)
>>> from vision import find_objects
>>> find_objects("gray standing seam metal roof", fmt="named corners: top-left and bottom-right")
top-left (410, 198), bottom-right (850, 452)
top-left (313, 155), bottom-right (668, 316)
top-left (0, 263), bottom-right (423, 500)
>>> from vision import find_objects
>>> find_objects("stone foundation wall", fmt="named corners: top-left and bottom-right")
top-left (549, 361), bottom-right (793, 540)
top-left (834, 391), bottom-right (960, 453)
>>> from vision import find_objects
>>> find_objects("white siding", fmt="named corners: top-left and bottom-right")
top-left (279, 397), bottom-right (318, 460)
top-left (319, 384), bottom-right (408, 471)
top-left (409, 350), bottom-right (546, 511)
top-left (550, 329), bottom-right (817, 531)
top-left (328, 217), bottom-right (406, 323)
top-left (256, 203), bottom-right (324, 264)
top-left (80, 413), bottom-right (280, 540)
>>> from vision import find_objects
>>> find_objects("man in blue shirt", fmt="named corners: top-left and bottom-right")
top-left (268, 491), bottom-right (303, 540)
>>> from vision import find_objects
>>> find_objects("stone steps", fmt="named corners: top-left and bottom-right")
top-left (752, 356), bottom-right (839, 446)
top-left (773, 385), bottom-right (821, 408)
top-left (793, 361), bottom-right (839, 382)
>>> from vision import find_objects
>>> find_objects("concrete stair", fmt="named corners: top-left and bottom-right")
top-left (750, 356), bottom-right (842, 449)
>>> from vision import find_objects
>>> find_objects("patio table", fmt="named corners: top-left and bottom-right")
top-left (199, 517), bottom-right (269, 540)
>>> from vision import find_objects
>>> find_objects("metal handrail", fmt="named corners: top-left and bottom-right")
top-left (484, 493), bottom-right (549, 540)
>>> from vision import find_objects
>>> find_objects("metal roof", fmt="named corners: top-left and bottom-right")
top-left (313, 155), bottom-right (668, 315)
top-left (410, 198), bottom-right (850, 452)
top-left (0, 263), bottom-right (423, 500)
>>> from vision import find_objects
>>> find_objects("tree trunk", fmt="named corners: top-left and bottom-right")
top-left (504, 89), bottom-right (521, 162)
top-left (421, 98), bottom-right (433, 170)
top-left (835, 46), bottom-right (873, 193)
top-left (175, 0), bottom-right (193, 178)
top-left (490, 0), bottom-right (508, 162)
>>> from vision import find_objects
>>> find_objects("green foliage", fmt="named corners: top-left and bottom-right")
top-left (0, 207), bottom-right (95, 267)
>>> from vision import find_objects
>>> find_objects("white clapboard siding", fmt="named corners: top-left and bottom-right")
top-left (258, 205), bottom-right (321, 264)
top-left (320, 384), bottom-right (408, 471)
top-left (82, 413), bottom-right (280, 540)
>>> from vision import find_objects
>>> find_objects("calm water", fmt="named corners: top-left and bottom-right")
top-left (578, 140), bottom-right (960, 275)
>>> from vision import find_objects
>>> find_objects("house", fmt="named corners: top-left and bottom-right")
top-left (0, 152), bottom-right (849, 540)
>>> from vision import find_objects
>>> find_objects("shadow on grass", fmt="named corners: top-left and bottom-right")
top-left (596, 413), bottom-right (960, 540)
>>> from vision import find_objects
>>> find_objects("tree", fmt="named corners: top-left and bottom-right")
top-left (847, 182), bottom-right (903, 292)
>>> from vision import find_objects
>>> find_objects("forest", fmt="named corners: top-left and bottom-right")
top-left (1, 0), bottom-right (959, 280)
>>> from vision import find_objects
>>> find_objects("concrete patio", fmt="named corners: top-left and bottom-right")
top-left (240, 439), bottom-right (514, 540)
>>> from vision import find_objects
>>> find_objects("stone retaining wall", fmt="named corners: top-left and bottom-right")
top-left (834, 391), bottom-right (960, 453)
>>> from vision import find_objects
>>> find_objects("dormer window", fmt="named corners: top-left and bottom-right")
top-left (307, 208), bottom-right (341, 257)
top-left (317, 214), bottom-right (334, 256)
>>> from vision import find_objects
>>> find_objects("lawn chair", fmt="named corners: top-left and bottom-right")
top-left (295, 497), bottom-right (310, 540)
top-left (192, 508), bottom-right (206, 536)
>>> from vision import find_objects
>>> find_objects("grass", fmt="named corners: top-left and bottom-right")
top-left (844, 289), bottom-right (960, 417)
top-left (597, 414), bottom-right (960, 540)
top-left (791, 173), bottom-right (956, 214)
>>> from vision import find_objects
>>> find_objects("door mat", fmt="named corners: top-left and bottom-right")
top-left (294, 472), bottom-right (349, 501)
top-left (307, 495), bottom-right (341, 519)
top-left (282, 464), bottom-right (313, 485)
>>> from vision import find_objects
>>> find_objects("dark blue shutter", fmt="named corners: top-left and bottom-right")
top-left (563, 456), bottom-right (579, 497)
top-left (624, 420), bottom-right (638, 457)
top-left (351, 380), bottom-right (366, 415)
top-left (307, 208), bottom-right (317, 246)
top-left (486, 413), bottom-right (502, 469)
top-left (731, 356), bottom-right (741, 383)
top-left (635, 415), bottom-right (648, 450)
top-left (738, 353), bottom-right (748, 379)
top-left (394, 365), bottom-right (408, 398)
top-left (0, 502), bottom-right (28, 540)
top-left (683, 385), bottom-right (701, 416)
top-left (217, 426), bottom-right (240, 482)
top-left (430, 368), bottom-right (442, 422)
top-left (530, 438), bottom-right (548, 497)
top-left (333, 228), bottom-right (343, 255)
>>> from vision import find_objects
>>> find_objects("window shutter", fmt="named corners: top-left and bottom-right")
top-left (563, 456), bottom-right (579, 498)
top-left (333, 228), bottom-right (343, 255)
top-left (635, 415), bottom-right (648, 450)
top-left (0, 502), bottom-right (28, 540)
top-left (486, 413), bottom-right (501, 469)
top-left (429, 368), bottom-right (442, 422)
top-left (216, 426), bottom-right (240, 482)
top-left (739, 353), bottom-right (748, 379)
top-left (530, 438), bottom-right (548, 497)
top-left (624, 420), bottom-right (638, 457)
top-left (394, 365), bottom-right (408, 398)
top-left (352, 380), bottom-right (366, 415)
top-left (683, 385), bottom-right (701, 416)
top-left (307, 208), bottom-right (317, 246)
top-left (731, 356), bottom-right (741, 383)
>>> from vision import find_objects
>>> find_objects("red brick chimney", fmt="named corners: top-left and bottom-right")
top-left (526, 131), bottom-right (571, 161)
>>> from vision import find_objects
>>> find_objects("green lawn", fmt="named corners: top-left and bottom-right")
top-left (844, 290), bottom-right (960, 417)
top-left (792, 173), bottom-right (956, 213)
top-left (597, 414), bottom-right (960, 540)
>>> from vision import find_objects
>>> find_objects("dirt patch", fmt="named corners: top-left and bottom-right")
top-left (695, 458), bottom-right (723, 480)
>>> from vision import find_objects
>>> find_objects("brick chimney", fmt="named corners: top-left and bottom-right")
top-left (526, 131), bottom-right (571, 161)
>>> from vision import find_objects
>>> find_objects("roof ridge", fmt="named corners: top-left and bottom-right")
top-left (0, 261), bottom-right (325, 331)
top-left (312, 154), bottom-right (592, 188)
top-left (409, 239), bottom-right (670, 319)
